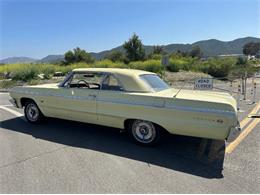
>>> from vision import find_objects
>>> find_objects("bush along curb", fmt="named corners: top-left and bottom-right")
top-left (0, 88), bottom-right (10, 93)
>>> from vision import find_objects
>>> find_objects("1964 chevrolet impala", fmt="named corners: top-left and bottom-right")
top-left (9, 68), bottom-right (241, 145)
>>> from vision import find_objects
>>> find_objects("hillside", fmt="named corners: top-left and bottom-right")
top-left (192, 37), bottom-right (260, 56)
top-left (36, 55), bottom-right (64, 64)
top-left (90, 37), bottom-right (260, 59)
top-left (0, 57), bottom-right (37, 64)
top-left (1, 37), bottom-right (259, 64)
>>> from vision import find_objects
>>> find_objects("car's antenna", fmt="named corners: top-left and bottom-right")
top-left (173, 81), bottom-right (188, 98)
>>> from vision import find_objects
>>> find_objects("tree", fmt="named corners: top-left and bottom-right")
top-left (243, 42), bottom-right (260, 56)
top-left (73, 47), bottom-right (95, 63)
top-left (104, 51), bottom-right (125, 62)
top-left (152, 45), bottom-right (164, 55)
top-left (189, 45), bottom-right (203, 58)
top-left (64, 47), bottom-right (95, 64)
top-left (123, 33), bottom-right (145, 62)
top-left (175, 50), bottom-right (188, 57)
top-left (236, 56), bottom-right (247, 66)
top-left (148, 45), bottom-right (165, 59)
top-left (64, 51), bottom-right (75, 64)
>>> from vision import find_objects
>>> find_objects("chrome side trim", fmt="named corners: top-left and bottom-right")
top-left (97, 97), bottom-right (235, 116)
top-left (97, 97), bottom-right (155, 107)
top-left (166, 105), bottom-right (235, 116)
top-left (12, 90), bottom-right (95, 101)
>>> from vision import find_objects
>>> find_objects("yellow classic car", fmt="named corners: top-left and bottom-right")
top-left (9, 68), bottom-right (241, 145)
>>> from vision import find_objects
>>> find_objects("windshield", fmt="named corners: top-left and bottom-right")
top-left (140, 74), bottom-right (169, 92)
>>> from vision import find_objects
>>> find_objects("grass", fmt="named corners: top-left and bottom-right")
top-left (129, 60), bottom-right (163, 74)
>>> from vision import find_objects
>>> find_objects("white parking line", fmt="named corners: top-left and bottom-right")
top-left (0, 105), bottom-right (24, 119)
top-left (0, 104), bottom-right (13, 107)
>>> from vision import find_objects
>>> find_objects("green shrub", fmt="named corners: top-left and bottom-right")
top-left (196, 57), bottom-right (237, 78)
top-left (12, 67), bottom-right (38, 81)
top-left (0, 80), bottom-right (17, 89)
top-left (93, 60), bottom-right (127, 68)
top-left (129, 60), bottom-right (163, 73)
top-left (167, 63), bottom-right (179, 72)
top-left (40, 66), bottom-right (56, 79)
top-left (0, 63), bottom-right (32, 73)
top-left (166, 56), bottom-right (196, 72)
top-left (148, 54), bottom-right (162, 60)
top-left (167, 58), bottom-right (180, 72)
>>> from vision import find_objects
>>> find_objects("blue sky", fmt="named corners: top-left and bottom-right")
top-left (0, 0), bottom-right (259, 59)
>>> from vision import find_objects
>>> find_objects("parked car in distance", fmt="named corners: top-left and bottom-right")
top-left (255, 71), bottom-right (260, 78)
top-left (9, 68), bottom-right (241, 145)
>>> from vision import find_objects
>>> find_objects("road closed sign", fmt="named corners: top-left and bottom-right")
top-left (194, 78), bottom-right (213, 90)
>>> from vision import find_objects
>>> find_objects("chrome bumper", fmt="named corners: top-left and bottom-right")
top-left (9, 98), bottom-right (18, 108)
top-left (227, 124), bottom-right (241, 142)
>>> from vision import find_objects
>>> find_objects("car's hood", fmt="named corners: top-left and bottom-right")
top-left (10, 83), bottom-right (59, 94)
top-left (155, 88), bottom-right (237, 111)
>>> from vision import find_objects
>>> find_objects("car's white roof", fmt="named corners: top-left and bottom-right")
top-left (72, 68), bottom-right (156, 92)
top-left (73, 68), bottom-right (155, 76)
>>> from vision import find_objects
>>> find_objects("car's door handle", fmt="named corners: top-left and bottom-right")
top-left (88, 94), bottom-right (97, 98)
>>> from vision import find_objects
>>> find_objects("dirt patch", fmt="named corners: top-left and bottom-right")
top-left (164, 71), bottom-right (212, 83)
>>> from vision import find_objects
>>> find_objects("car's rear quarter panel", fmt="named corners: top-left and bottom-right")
top-left (96, 91), bottom-right (235, 140)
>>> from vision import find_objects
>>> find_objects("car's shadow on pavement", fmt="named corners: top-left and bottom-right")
top-left (1, 117), bottom-right (225, 179)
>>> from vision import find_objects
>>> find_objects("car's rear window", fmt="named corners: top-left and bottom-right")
top-left (140, 74), bottom-right (169, 92)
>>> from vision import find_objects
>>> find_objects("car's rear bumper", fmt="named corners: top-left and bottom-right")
top-left (226, 123), bottom-right (241, 142)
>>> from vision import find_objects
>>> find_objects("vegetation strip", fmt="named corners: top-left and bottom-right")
top-left (226, 102), bottom-right (260, 153)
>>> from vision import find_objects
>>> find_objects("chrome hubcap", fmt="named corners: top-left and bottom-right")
top-left (26, 103), bottom-right (39, 121)
top-left (132, 120), bottom-right (156, 143)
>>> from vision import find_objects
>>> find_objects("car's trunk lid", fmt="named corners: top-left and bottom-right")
top-left (155, 88), bottom-right (237, 111)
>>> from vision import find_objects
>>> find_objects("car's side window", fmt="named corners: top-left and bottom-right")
top-left (101, 75), bottom-right (124, 91)
top-left (70, 74), bottom-right (87, 85)
top-left (67, 73), bottom-right (103, 90)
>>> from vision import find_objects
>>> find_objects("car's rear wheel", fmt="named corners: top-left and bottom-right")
top-left (129, 120), bottom-right (160, 146)
top-left (24, 100), bottom-right (44, 124)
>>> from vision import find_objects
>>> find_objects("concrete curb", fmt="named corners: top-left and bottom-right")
top-left (0, 89), bottom-right (10, 93)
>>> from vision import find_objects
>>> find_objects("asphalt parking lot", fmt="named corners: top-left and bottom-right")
top-left (0, 85), bottom-right (259, 193)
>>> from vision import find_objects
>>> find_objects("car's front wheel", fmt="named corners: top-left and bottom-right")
top-left (24, 100), bottom-right (44, 124)
top-left (129, 120), bottom-right (160, 146)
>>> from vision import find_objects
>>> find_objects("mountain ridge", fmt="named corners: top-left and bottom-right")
top-left (88, 36), bottom-right (260, 59)
top-left (0, 57), bottom-right (38, 64)
top-left (1, 37), bottom-right (259, 64)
